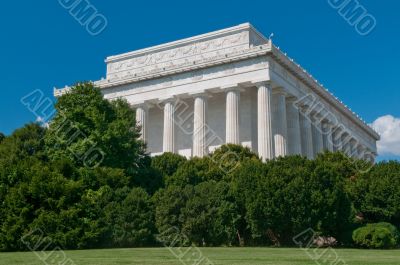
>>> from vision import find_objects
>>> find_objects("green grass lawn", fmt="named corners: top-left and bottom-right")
top-left (0, 247), bottom-right (399, 265)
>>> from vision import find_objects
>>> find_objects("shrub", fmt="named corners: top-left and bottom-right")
top-left (151, 152), bottom-right (187, 177)
top-left (232, 154), bottom-right (353, 245)
top-left (348, 161), bottom-right (400, 226)
top-left (352, 223), bottom-right (399, 249)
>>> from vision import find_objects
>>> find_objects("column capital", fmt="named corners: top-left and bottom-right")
top-left (297, 104), bottom-right (311, 114)
top-left (158, 96), bottom-right (179, 105)
top-left (272, 87), bottom-right (288, 96)
top-left (286, 96), bottom-right (299, 103)
top-left (321, 119), bottom-right (335, 127)
top-left (293, 93), bottom-right (315, 110)
top-left (350, 138), bottom-right (358, 145)
top-left (253, 81), bottom-right (271, 89)
top-left (341, 130), bottom-right (351, 137)
top-left (321, 119), bottom-right (333, 133)
top-left (132, 101), bottom-right (151, 110)
top-left (220, 84), bottom-right (243, 92)
top-left (332, 124), bottom-right (346, 134)
top-left (189, 91), bottom-right (210, 99)
top-left (134, 103), bottom-right (153, 111)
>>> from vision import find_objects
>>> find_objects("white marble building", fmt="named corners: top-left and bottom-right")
top-left (55, 23), bottom-right (379, 161)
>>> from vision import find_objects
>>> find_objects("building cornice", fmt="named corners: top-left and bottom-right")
top-left (105, 23), bottom-right (263, 63)
top-left (100, 45), bottom-right (270, 88)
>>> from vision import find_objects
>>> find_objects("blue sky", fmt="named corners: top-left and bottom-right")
top-left (0, 0), bottom-right (399, 160)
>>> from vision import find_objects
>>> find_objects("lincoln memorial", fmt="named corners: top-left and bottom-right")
top-left (55, 23), bottom-right (379, 162)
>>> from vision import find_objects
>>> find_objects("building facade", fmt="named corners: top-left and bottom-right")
top-left (55, 23), bottom-right (380, 161)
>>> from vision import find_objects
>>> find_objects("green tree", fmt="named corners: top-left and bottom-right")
top-left (210, 144), bottom-right (259, 178)
top-left (237, 155), bottom-right (313, 245)
top-left (0, 123), bottom-right (46, 165)
top-left (230, 158), bottom-right (266, 245)
top-left (167, 157), bottom-right (216, 187)
top-left (0, 83), bottom-right (160, 251)
top-left (0, 124), bottom-right (48, 251)
top-left (311, 152), bottom-right (354, 242)
top-left (151, 152), bottom-right (186, 178)
top-left (45, 82), bottom-right (147, 175)
top-left (153, 185), bottom-right (192, 244)
top-left (154, 181), bottom-right (239, 247)
top-left (0, 124), bottom-right (45, 197)
top-left (77, 185), bottom-right (115, 249)
top-left (0, 159), bottom-right (83, 251)
top-left (0, 132), bottom-right (4, 143)
top-left (349, 161), bottom-right (400, 226)
top-left (111, 188), bottom-right (156, 247)
top-left (234, 153), bottom-right (353, 245)
top-left (181, 181), bottom-right (239, 246)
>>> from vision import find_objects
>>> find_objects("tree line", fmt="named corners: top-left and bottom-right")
top-left (0, 83), bottom-right (399, 251)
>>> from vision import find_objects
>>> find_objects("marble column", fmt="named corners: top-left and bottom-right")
top-left (286, 98), bottom-right (302, 155)
top-left (299, 110), bottom-right (314, 159)
top-left (349, 139), bottom-right (358, 158)
top-left (136, 104), bottom-right (148, 142)
top-left (332, 126), bottom-right (343, 152)
top-left (341, 132), bottom-right (351, 155)
top-left (273, 90), bottom-right (288, 157)
top-left (312, 123), bottom-right (324, 156)
top-left (163, 100), bottom-right (175, 153)
top-left (193, 95), bottom-right (207, 157)
top-left (357, 145), bottom-right (366, 159)
top-left (257, 83), bottom-right (274, 161)
top-left (371, 152), bottom-right (377, 164)
top-left (364, 149), bottom-right (375, 163)
top-left (322, 121), bottom-right (334, 152)
top-left (226, 88), bottom-right (240, 145)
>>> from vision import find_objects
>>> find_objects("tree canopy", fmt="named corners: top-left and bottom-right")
top-left (0, 82), bottom-right (399, 250)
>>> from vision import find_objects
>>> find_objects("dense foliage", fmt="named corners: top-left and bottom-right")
top-left (348, 162), bottom-right (400, 227)
top-left (352, 223), bottom-right (399, 249)
top-left (0, 84), bottom-right (157, 251)
top-left (0, 82), bottom-right (399, 250)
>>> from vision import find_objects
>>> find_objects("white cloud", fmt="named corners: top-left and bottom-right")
top-left (371, 115), bottom-right (400, 156)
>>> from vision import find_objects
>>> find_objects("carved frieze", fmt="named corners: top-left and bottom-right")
top-left (106, 30), bottom-right (253, 82)
top-left (103, 57), bottom-right (268, 100)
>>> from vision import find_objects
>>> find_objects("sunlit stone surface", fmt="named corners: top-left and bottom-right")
top-left (55, 23), bottom-right (379, 162)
